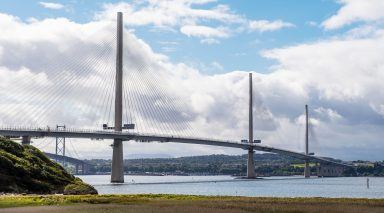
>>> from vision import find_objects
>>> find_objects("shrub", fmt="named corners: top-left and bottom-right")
top-left (63, 182), bottom-right (98, 195)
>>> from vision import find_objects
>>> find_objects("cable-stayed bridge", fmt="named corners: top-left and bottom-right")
top-left (0, 13), bottom-right (351, 183)
top-left (0, 126), bottom-right (348, 165)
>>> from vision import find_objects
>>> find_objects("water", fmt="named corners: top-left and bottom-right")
top-left (77, 175), bottom-right (384, 198)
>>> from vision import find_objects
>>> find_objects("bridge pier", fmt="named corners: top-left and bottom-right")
top-left (247, 73), bottom-right (256, 179)
top-left (111, 12), bottom-right (124, 183)
top-left (75, 164), bottom-right (79, 175)
top-left (304, 160), bottom-right (310, 178)
top-left (247, 148), bottom-right (256, 178)
top-left (111, 139), bottom-right (124, 182)
top-left (317, 164), bottom-right (344, 177)
top-left (21, 136), bottom-right (31, 145)
top-left (304, 105), bottom-right (310, 178)
top-left (75, 163), bottom-right (89, 175)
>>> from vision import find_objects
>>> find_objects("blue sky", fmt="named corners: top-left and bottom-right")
top-left (0, 0), bottom-right (346, 74)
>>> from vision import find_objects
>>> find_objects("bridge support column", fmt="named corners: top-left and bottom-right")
top-left (304, 160), bottom-right (310, 178)
top-left (111, 139), bottom-right (124, 182)
top-left (247, 148), bottom-right (256, 178)
top-left (246, 73), bottom-right (256, 179)
top-left (111, 12), bottom-right (124, 183)
top-left (304, 105), bottom-right (310, 178)
top-left (75, 164), bottom-right (79, 175)
top-left (21, 136), bottom-right (31, 145)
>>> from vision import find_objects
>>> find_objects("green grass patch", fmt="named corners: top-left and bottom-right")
top-left (1, 194), bottom-right (384, 209)
top-left (292, 163), bottom-right (317, 168)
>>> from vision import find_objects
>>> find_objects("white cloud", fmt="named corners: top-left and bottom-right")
top-left (211, 61), bottom-right (223, 71)
top-left (314, 107), bottom-right (343, 122)
top-left (180, 25), bottom-right (229, 38)
top-left (1, 3), bottom-right (384, 161)
top-left (0, 12), bottom-right (255, 158)
top-left (95, 1), bottom-right (243, 26)
top-left (94, 1), bottom-right (292, 41)
top-left (306, 21), bottom-right (318, 27)
top-left (161, 46), bottom-right (177, 53)
top-left (39, 2), bottom-right (65, 10)
top-left (190, 93), bottom-right (215, 114)
top-left (322, 0), bottom-right (384, 30)
top-left (248, 20), bottom-right (295, 32)
top-left (261, 32), bottom-right (384, 102)
top-left (200, 38), bottom-right (220, 44)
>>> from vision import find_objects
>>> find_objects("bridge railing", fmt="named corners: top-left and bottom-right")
top-left (0, 126), bottom-right (352, 167)
top-left (0, 125), bottom-right (246, 145)
top-left (132, 131), bottom-right (243, 144)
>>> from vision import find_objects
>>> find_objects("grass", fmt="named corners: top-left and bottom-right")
top-left (0, 138), bottom-right (96, 194)
top-left (291, 163), bottom-right (317, 168)
top-left (1, 194), bottom-right (384, 212)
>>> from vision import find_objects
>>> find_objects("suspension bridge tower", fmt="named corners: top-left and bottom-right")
top-left (304, 104), bottom-right (310, 178)
top-left (247, 73), bottom-right (256, 178)
top-left (55, 125), bottom-right (66, 167)
top-left (111, 12), bottom-right (124, 183)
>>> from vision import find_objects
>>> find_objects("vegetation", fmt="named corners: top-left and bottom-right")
top-left (0, 137), bottom-right (97, 194)
top-left (85, 154), bottom-right (384, 177)
top-left (354, 162), bottom-right (384, 176)
top-left (63, 178), bottom-right (98, 195)
top-left (0, 194), bottom-right (383, 212)
top-left (86, 154), bottom-right (323, 176)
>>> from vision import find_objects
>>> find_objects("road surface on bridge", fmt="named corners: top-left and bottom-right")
top-left (0, 127), bottom-right (350, 167)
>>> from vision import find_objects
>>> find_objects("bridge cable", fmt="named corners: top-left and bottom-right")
top-left (2, 35), bottom-right (115, 123)
top-left (3, 36), bottom-right (116, 127)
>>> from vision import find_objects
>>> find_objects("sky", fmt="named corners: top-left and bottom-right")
top-left (0, 0), bottom-right (384, 161)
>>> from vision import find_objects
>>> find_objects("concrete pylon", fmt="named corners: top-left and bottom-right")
top-left (304, 104), bottom-right (310, 178)
top-left (247, 73), bottom-right (256, 178)
top-left (304, 161), bottom-right (310, 178)
top-left (21, 136), bottom-right (31, 145)
top-left (111, 12), bottom-right (124, 183)
top-left (247, 149), bottom-right (255, 178)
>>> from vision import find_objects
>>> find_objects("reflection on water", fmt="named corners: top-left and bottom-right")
top-left (77, 175), bottom-right (384, 198)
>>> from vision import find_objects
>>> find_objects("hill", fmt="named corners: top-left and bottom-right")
top-left (86, 153), bottom-right (308, 176)
top-left (0, 137), bottom-right (97, 194)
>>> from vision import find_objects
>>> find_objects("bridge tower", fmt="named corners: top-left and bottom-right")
top-left (304, 105), bottom-right (310, 178)
top-left (247, 73), bottom-right (256, 178)
top-left (55, 125), bottom-right (66, 167)
top-left (21, 136), bottom-right (31, 145)
top-left (111, 12), bottom-right (125, 183)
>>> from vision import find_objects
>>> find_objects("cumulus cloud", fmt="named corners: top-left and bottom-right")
top-left (314, 107), bottom-right (343, 122)
top-left (256, 26), bottom-right (384, 159)
top-left (180, 25), bottom-right (229, 38)
top-left (0, 12), bottom-right (264, 158)
top-left (322, 0), bottom-right (384, 30)
top-left (39, 2), bottom-right (65, 10)
top-left (1, 0), bottom-right (384, 160)
top-left (94, 1), bottom-right (292, 42)
top-left (95, 1), bottom-right (243, 26)
top-left (200, 38), bottom-right (220, 44)
top-left (248, 20), bottom-right (295, 32)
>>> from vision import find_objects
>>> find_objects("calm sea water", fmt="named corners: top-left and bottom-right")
top-left (77, 175), bottom-right (384, 198)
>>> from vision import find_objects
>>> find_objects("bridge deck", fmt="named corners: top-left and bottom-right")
top-left (0, 127), bottom-right (350, 167)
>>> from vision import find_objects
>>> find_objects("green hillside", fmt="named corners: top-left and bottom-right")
top-left (0, 137), bottom-right (97, 194)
